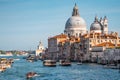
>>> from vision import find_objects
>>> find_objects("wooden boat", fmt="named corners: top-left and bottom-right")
top-left (0, 67), bottom-right (6, 72)
top-left (26, 72), bottom-right (37, 79)
top-left (43, 60), bottom-right (56, 67)
top-left (59, 60), bottom-right (71, 66)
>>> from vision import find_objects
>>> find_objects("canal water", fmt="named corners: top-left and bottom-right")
top-left (0, 56), bottom-right (120, 80)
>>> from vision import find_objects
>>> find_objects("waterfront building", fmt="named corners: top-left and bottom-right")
top-left (35, 41), bottom-right (45, 58)
top-left (47, 3), bottom-right (120, 62)
top-left (80, 31), bottom-right (120, 61)
top-left (90, 46), bottom-right (105, 63)
top-left (48, 34), bottom-right (68, 59)
top-left (104, 48), bottom-right (120, 64)
top-left (57, 36), bottom-right (80, 61)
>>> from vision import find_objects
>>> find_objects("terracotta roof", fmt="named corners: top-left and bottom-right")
top-left (49, 34), bottom-right (67, 39)
top-left (54, 34), bottom-right (67, 38)
top-left (95, 42), bottom-right (115, 47)
top-left (82, 34), bottom-right (88, 37)
top-left (117, 44), bottom-right (120, 46)
top-left (59, 40), bottom-right (66, 43)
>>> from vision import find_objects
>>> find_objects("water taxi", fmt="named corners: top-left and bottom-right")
top-left (26, 72), bottom-right (37, 79)
top-left (77, 62), bottom-right (82, 65)
top-left (77, 60), bottom-right (82, 65)
top-left (26, 55), bottom-right (37, 62)
top-left (43, 60), bottom-right (56, 67)
top-left (59, 60), bottom-right (71, 66)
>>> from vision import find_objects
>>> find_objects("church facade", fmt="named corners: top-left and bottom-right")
top-left (36, 41), bottom-right (45, 59)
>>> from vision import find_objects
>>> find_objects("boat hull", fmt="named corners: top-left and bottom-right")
top-left (59, 60), bottom-right (71, 66)
top-left (43, 60), bottom-right (56, 67)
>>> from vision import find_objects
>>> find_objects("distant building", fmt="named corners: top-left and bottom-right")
top-left (36, 41), bottom-right (44, 57)
top-left (5, 51), bottom-right (13, 56)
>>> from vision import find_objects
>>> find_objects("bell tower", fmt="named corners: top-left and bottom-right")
top-left (103, 16), bottom-right (108, 34)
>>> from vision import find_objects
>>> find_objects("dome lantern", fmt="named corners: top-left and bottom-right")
top-left (72, 3), bottom-right (80, 16)
top-left (94, 16), bottom-right (98, 22)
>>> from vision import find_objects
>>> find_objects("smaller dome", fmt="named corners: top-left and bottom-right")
top-left (90, 22), bottom-right (101, 31)
top-left (90, 16), bottom-right (102, 31)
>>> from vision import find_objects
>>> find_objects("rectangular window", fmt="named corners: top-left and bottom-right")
top-left (90, 44), bottom-right (92, 48)
top-left (98, 40), bottom-right (100, 43)
top-left (90, 39), bottom-right (91, 42)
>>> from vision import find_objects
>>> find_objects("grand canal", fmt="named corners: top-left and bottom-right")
top-left (0, 56), bottom-right (120, 80)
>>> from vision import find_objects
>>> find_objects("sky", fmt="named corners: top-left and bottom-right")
top-left (0, 0), bottom-right (120, 50)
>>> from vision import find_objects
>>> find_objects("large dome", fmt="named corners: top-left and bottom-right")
top-left (64, 4), bottom-right (87, 37)
top-left (65, 16), bottom-right (86, 29)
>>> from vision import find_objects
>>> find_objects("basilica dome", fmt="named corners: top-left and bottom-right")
top-left (65, 16), bottom-right (86, 29)
top-left (64, 4), bottom-right (87, 37)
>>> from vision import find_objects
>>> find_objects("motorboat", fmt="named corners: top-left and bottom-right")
top-left (59, 60), bottom-right (71, 66)
top-left (26, 72), bottom-right (37, 79)
top-left (26, 55), bottom-right (37, 62)
top-left (43, 60), bottom-right (56, 67)
top-left (77, 60), bottom-right (82, 65)
top-left (77, 62), bottom-right (82, 65)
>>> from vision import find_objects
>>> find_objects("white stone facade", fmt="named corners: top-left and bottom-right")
top-left (36, 41), bottom-right (44, 56)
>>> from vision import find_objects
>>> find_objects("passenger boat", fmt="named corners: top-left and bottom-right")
top-left (26, 72), bottom-right (37, 79)
top-left (43, 60), bottom-right (56, 67)
top-left (77, 60), bottom-right (82, 65)
top-left (26, 55), bottom-right (37, 62)
top-left (77, 62), bottom-right (82, 65)
top-left (59, 60), bottom-right (71, 66)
